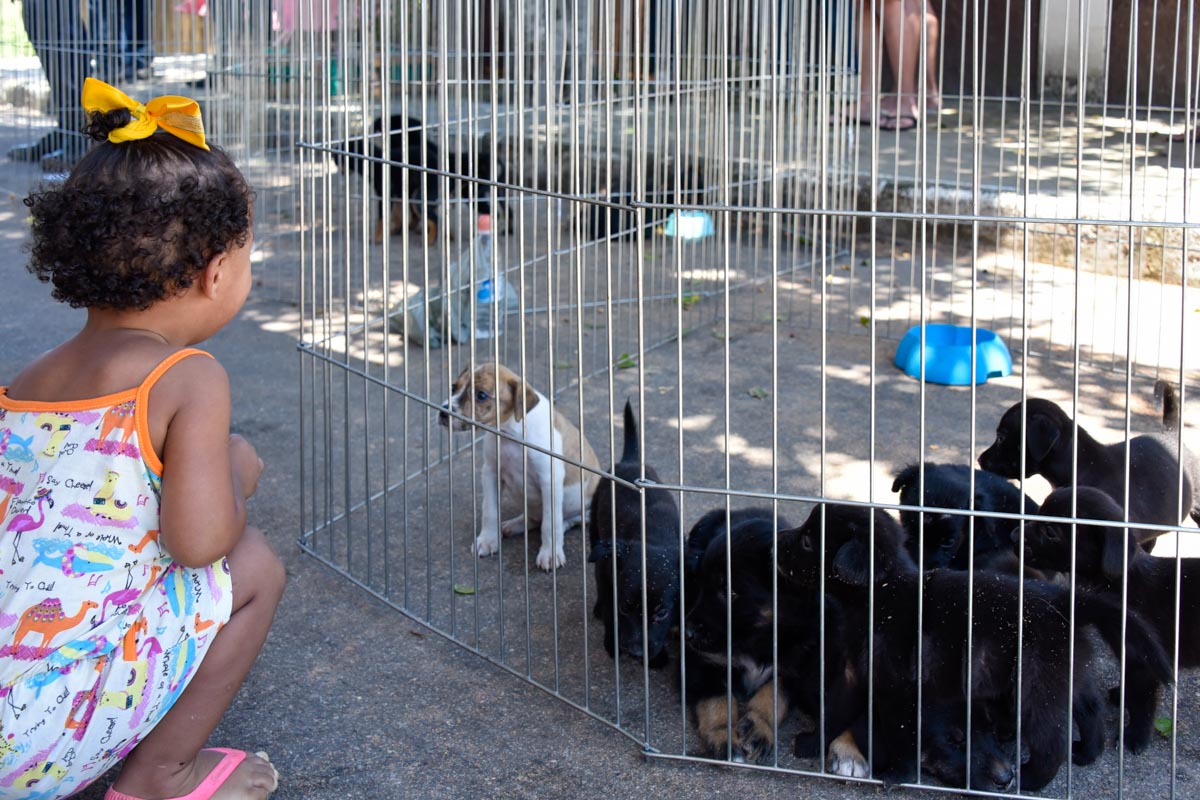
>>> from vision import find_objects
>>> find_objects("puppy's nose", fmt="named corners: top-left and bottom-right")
top-left (438, 404), bottom-right (450, 427)
top-left (991, 761), bottom-right (1016, 792)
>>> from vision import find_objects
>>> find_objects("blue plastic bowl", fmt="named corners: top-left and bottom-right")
top-left (662, 210), bottom-right (714, 240)
top-left (894, 324), bottom-right (1013, 386)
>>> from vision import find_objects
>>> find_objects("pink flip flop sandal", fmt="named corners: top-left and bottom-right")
top-left (104, 748), bottom-right (274, 800)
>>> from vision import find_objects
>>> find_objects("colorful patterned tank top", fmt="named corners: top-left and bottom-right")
top-left (0, 349), bottom-right (234, 800)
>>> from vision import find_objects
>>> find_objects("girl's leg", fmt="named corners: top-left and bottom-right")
top-left (110, 527), bottom-right (286, 800)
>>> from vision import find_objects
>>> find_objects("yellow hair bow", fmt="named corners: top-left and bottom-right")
top-left (81, 77), bottom-right (209, 151)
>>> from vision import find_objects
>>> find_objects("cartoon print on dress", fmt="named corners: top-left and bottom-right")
top-left (49, 634), bottom-right (114, 663)
top-left (0, 431), bottom-right (36, 465)
top-left (0, 475), bottom-right (24, 521)
top-left (0, 736), bottom-right (18, 766)
top-left (129, 528), bottom-right (159, 554)
top-left (34, 412), bottom-right (76, 458)
top-left (11, 597), bottom-right (99, 654)
top-left (106, 634), bottom-right (162, 724)
top-left (85, 400), bottom-right (140, 460)
top-left (6, 486), bottom-right (53, 564)
top-left (62, 469), bottom-right (138, 529)
top-left (31, 538), bottom-right (126, 577)
top-left (159, 563), bottom-right (195, 618)
top-left (89, 470), bottom-right (133, 522)
top-left (0, 742), bottom-right (57, 789)
top-left (99, 567), bottom-right (160, 622)
top-left (128, 634), bottom-right (163, 728)
top-left (160, 635), bottom-right (197, 714)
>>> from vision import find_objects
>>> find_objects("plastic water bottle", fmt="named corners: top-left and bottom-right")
top-left (473, 214), bottom-right (503, 339)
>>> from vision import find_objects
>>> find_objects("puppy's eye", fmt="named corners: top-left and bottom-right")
top-left (476, 390), bottom-right (490, 402)
top-left (800, 535), bottom-right (813, 553)
top-left (652, 606), bottom-right (672, 623)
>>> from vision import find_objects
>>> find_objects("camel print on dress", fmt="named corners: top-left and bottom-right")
top-left (0, 349), bottom-right (233, 800)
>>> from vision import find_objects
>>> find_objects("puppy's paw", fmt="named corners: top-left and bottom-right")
top-left (1123, 724), bottom-right (1152, 755)
top-left (827, 731), bottom-right (868, 778)
top-left (536, 546), bottom-right (566, 571)
top-left (735, 712), bottom-right (775, 764)
top-left (473, 532), bottom-right (500, 558)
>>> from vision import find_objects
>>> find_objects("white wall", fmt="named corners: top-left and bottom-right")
top-left (1040, 0), bottom-right (1110, 99)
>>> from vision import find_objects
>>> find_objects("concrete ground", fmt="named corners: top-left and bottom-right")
top-left (2, 97), bottom-right (1199, 800)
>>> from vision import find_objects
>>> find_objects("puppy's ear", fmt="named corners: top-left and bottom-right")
top-left (1100, 527), bottom-right (1138, 582)
top-left (509, 376), bottom-right (540, 421)
top-left (831, 539), bottom-right (871, 586)
top-left (1026, 413), bottom-right (1061, 465)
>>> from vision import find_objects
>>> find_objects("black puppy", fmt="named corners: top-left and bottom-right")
top-left (334, 115), bottom-right (441, 243)
top-left (776, 505), bottom-right (1019, 790)
top-left (891, 463), bottom-right (1038, 574)
top-left (1024, 485), bottom-right (1200, 752)
top-left (979, 396), bottom-right (1200, 538)
top-left (588, 401), bottom-right (680, 667)
top-left (444, 132), bottom-right (513, 235)
top-left (777, 503), bottom-right (1171, 791)
top-left (682, 507), bottom-right (834, 763)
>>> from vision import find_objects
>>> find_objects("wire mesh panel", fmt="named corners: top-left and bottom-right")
top-left (0, 1), bottom-right (302, 304)
top-left (296, 0), bottom-right (1199, 797)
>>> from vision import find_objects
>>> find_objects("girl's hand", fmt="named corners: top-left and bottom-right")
top-left (230, 434), bottom-right (264, 499)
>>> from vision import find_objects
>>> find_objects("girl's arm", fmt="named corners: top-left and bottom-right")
top-left (157, 356), bottom-right (258, 567)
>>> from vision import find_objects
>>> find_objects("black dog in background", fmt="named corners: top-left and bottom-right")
top-left (588, 400), bottom-right (680, 667)
top-left (891, 463), bottom-right (1038, 574)
top-left (334, 115), bottom-right (441, 243)
top-left (444, 131), bottom-right (513, 235)
top-left (1024, 485), bottom-right (1200, 753)
top-left (776, 502), bottom-right (1172, 791)
top-left (334, 115), bottom-right (514, 242)
top-left (978, 388), bottom-right (1200, 538)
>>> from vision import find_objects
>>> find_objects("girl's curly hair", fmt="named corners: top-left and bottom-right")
top-left (24, 107), bottom-right (254, 311)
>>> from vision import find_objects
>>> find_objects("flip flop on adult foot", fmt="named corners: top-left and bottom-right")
top-left (878, 113), bottom-right (919, 132)
top-left (104, 748), bottom-right (280, 800)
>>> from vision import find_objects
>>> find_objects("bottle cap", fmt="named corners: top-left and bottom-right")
top-left (477, 214), bottom-right (492, 233)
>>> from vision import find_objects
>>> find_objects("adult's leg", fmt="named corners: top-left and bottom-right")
top-left (853, 0), bottom-right (884, 122)
top-left (110, 527), bottom-right (285, 800)
top-left (12, 0), bottom-right (89, 160)
top-left (879, 0), bottom-right (916, 118)
top-left (918, 0), bottom-right (941, 111)
top-left (881, 0), bottom-right (939, 119)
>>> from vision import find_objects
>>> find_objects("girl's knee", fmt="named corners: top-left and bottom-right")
top-left (229, 526), bottom-right (286, 606)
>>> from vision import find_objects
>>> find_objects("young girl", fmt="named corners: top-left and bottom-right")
top-left (0, 78), bottom-right (285, 800)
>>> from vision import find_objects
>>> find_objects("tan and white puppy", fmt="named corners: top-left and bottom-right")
top-left (439, 363), bottom-right (600, 570)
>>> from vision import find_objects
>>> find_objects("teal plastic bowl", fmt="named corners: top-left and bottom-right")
top-left (894, 324), bottom-right (1013, 386)
top-left (662, 210), bottom-right (714, 240)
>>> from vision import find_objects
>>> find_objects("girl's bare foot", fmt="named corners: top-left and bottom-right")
top-left (105, 748), bottom-right (279, 800)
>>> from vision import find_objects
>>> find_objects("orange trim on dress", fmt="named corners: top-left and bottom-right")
top-left (0, 386), bottom-right (138, 412)
top-left (135, 348), bottom-right (213, 476)
top-left (0, 348), bottom-right (212, 476)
